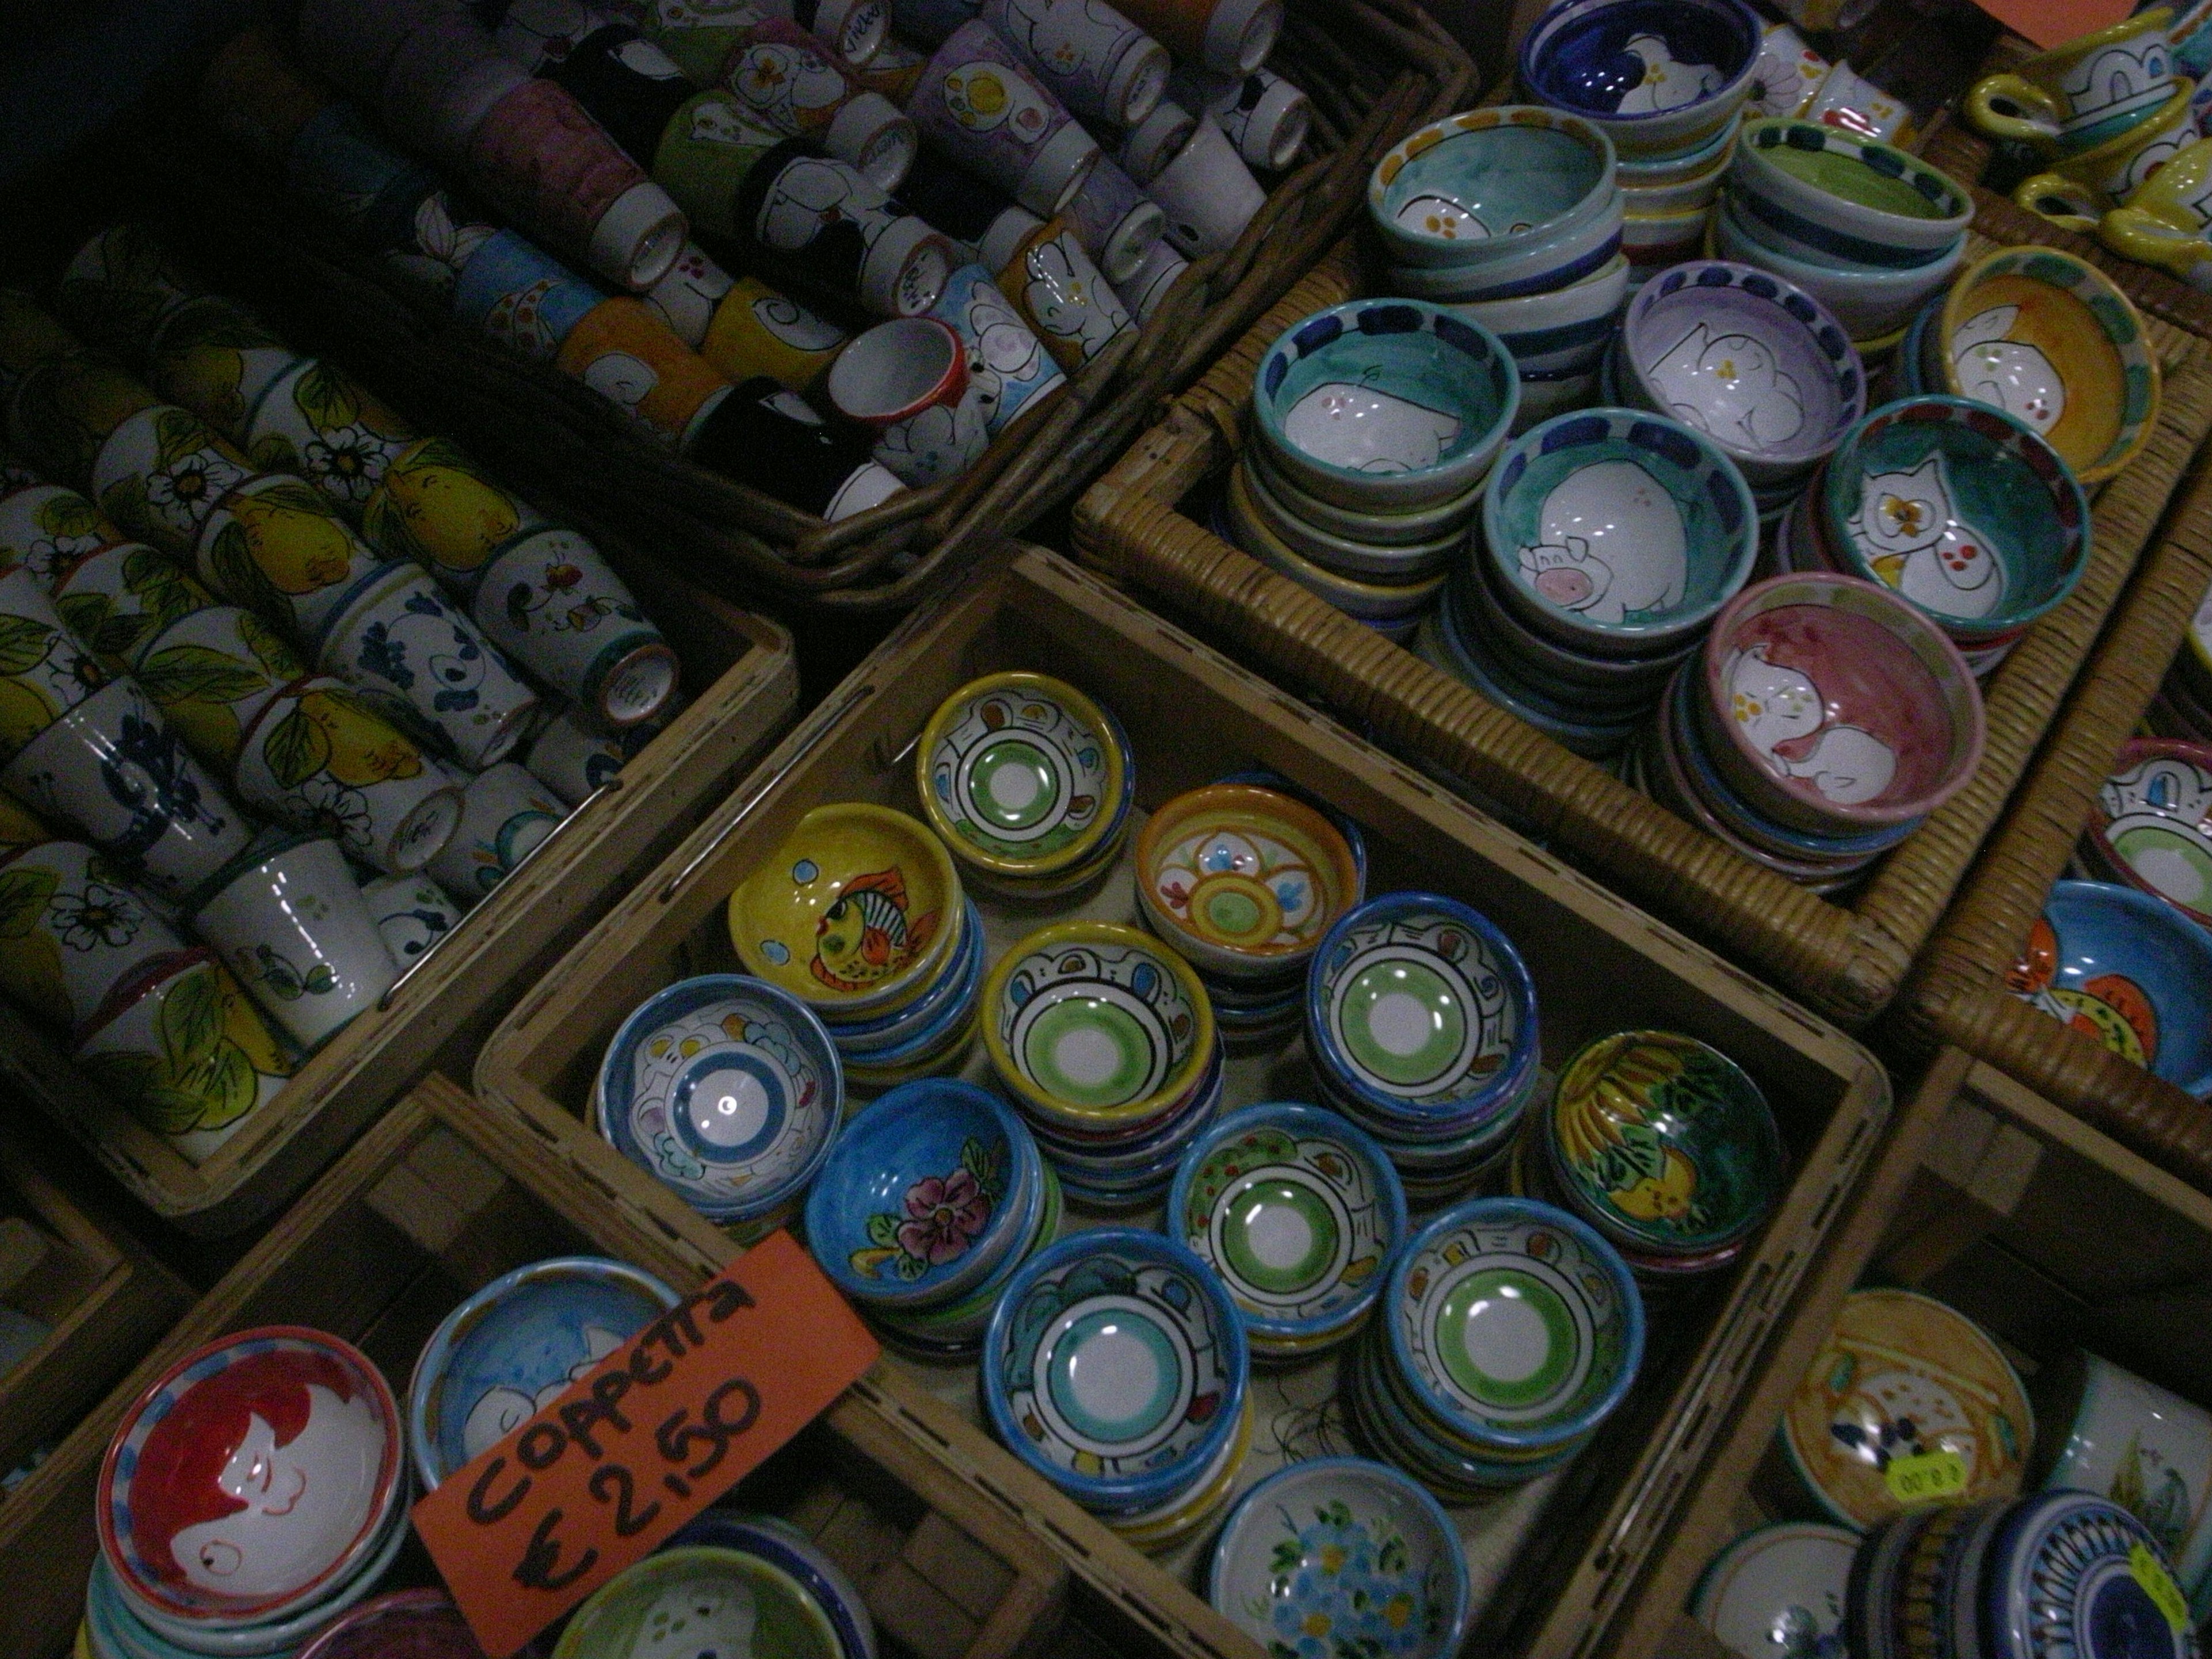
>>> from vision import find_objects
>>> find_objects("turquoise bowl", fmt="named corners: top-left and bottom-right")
top-left (2008, 880), bottom-right (2212, 1098)
top-left (1368, 105), bottom-right (1618, 271)
top-left (1252, 300), bottom-right (1518, 512)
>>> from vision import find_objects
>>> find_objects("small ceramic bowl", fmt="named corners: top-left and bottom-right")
top-left (1446, 253), bottom-right (1630, 380)
top-left (831, 897), bottom-right (985, 1058)
top-left (1617, 108), bottom-right (1740, 184)
top-left (1384, 1196), bottom-right (1644, 1454)
top-left (1979, 1494), bottom-right (2194, 1659)
top-left (1422, 604), bottom-right (1643, 760)
top-left (293, 1589), bottom-right (479, 1659)
top-left (407, 1255), bottom-right (680, 1489)
top-left (1168, 1103), bottom-right (1408, 1346)
top-left (1112, 1398), bottom-right (1252, 1552)
top-left (1729, 119), bottom-right (1972, 270)
top-left (1251, 300), bottom-right (1519, 512)
top-left (1619, 154), bottom-right (1732, 218)
top-left (1621, 261), bottom-right (1865, 487)
top-left (1937, 245), bottom-right (2161, 487)
top-left (1482, 406), bottom-right (1759, 653)
top-left (1245, 438), bottom-right (1482, 549)
top-left (662, 1513), bottom-right (878, 1659)
top-left (1700, 572), bottom-right (1985, 832)
top-left (916, 673), bottom-right (1132, 882)
top-left (1622, 204), bottom-right (1713, 269)
top-left (100, 1327), bottom-right (404, 1631)
top-left (1221, 475), bottom-right (1451, 616)
top-left (1135, 783), bottom-right (1364, 981)
top-left (1368, 105), bottom-right (1618, 271)
top-left (1519, 0), bottom-right (1761, 159)
top-left (1209, 1457), bottom-right (1470, 1659)
top-left (2006, 879), bottom-right (2212, 1097)
top-left (1712, 195), bottom-right (1964, 343)
top-left (983, 919), bottom-right (1215, 1128)
top-left (1540, 1029), bottom-right (1784, 1260)
top-left (1233, 459), bottom-right (1465, 581)
top-left (2086, 738), bottom-right (2212, 930)
top-left (1464, 552), bottom-right (1694, 694)
top-left (1691, 1524), bottom-right (1857, 1659)
top-left (1386, 197), bottom-right (1627, 303)
top-left (804, 1077), bottom-right (1039, 1308)
top-left (89, 1527), bottom-right (405, 1659)
top-left (981, 1226), bottom-right (1249, 1513)
top-left (553, 1546), bottom-right (842, 1659)
top-left (596, 974), bottom-right (844, 1223)
top-left (1346, 1329), bottom-right (1586, 1497)
top-left (728, 803), bottom-right (963, 1017)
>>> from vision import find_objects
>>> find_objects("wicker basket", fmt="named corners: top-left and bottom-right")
top-left (1070, 225), bottom-right (2212, 1030)
top-left (134, 0), bottom-right (1469, 618)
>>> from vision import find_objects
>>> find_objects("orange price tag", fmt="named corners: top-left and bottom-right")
top-left (412, 1232), bottom-right (879, 1657)
top-left (1972, 0), bottom-right (2130, 51)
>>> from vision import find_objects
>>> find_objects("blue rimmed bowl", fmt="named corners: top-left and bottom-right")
top-left (1445, 252), bottom-right (1630, 380)
top-left (1713, 195), bottom-right (1965, 344)
top-left (1730, 119), bottom-right (1972, 270)
top-left (1368, 105), bottom-right (1618, 271)
top-left (1518, 0), bottom-right (1761, 159)
top-left (596, 974), bottom-right (844, 1226)
top-left (1252, 301), bottom-right (1518, 512)
top-left (982, 1227), bottom-right (1249, 1513)
top-left (1422, 599), bottom-right (1645, 759)
top-left (828, 896), bottom-right (984, 1057)
top-left (2008, 879), bottom-right (2212, 1099)
top-left (661, 1513), bottom-right (878, 1659)
top-left (1386, 202), bottom-right (1626, 304)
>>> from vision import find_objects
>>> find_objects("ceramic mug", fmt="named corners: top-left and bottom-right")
top-left (1065, 156), bottom-right (1166, 282)
top-left (318, 562), bottom-right (541, 769)
top-left (2101, 133), bottom-right (2212, 284)
top-left (1179, 65), bottom-right (1309, 171)
top-left (717, 17), bottom-right (917, 188)
top-left (875, 378), bottom-right (994, 485)
top-left (910, 20), bottom-right (1100, 215)
top-left (1745, 21), bottom-right (1826, 119)
top-left (1967, 7), bottom-right (2176, 151)
top-left (130, 601), bottom-right (305, 773)
top-left (926, 262), bottom-right (1065, 436)
top-left (451, 226), bottom-right (606, 363)
top-left (1119, 97), bottom-right (1196, 183)
top-left (555, 297), bottom-right (736, 452)
top-left (357, 869), bottom-right (463, 967)
top-left (427, 760), bottom-right (567, 902)
top-left (984, 211), bottom-right (1135, 369)
top-left (52, 541), bottom-right (214, 676)
top-left (642, 241), bottom-right (735, 347)
top-left (522, 699), bottom-right (656, 804)
top-left (1113, 0), bottom-right (1278, 74)
top-left (0, 676), bottom-right (250, 902)
top-left (857, 37), bottom-right (929, 101)
top-left (382, 11), bottom-right (536, 164)
top-left (357, 434), bottom-right (550, 596)
top-left (240, 357), bottom-right (416, 512)
top-left (981, 0), bottom-right (1171, 130)
top-left (0, 484), bottom-right (123, 587)
top-left (2013, 79), bottom-right (2202, 229)
top-left (1114, 236), bottom-right (1190, 320)
top-left (827, 316), bottom-right (969, 427)
top-left (235, 675), bottom-right (463, 874)
top-left (5, 353), bottom-right (158, 489)
top-left (0, 838), bottom-right (184, 1032)
top-left (1146, 112), bottom-right (1265, 259)
top-left (734, 141), bottom-right (956, 317)
top-left (2034, 1349), bottom-right (2212, 1597)
top-left (0, 566), bottom-right (107, 760)
top-left (469, 525), bottom-right (680, 728)
top-left (650, 88), bottom-right (787, 245)
top-left (185, 832), bottom-right (399, 1049)
top-left (1801, 62), bottom-right (1914, 146)
top-left (194, 471), bottom-right (388, 644)
top-left (700, 273), bottom-right (851, 393)
top-left (89, 405), bottom-right (254, 560)
top-left (142, 296), bottom-right (304, 446)
top-left (643, 0), bottom-right (887, 84)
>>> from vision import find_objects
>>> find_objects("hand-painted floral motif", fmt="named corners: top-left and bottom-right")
top-left (850, 1135), bottom-right (1003, 1280)
top-left (1251, 1498), bottom-right (1446, 1659)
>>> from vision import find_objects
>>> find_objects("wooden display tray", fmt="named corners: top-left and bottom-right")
top-left (474, 544), bottom-right (1893, 1658)
top-left (0, 551), bottom-right (796, 1236)
top-left (1068, 232), bottom-right (2212, 1031)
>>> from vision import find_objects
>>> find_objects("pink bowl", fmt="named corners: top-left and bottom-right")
top-left (1698, 573), bottom-right (1985, 832)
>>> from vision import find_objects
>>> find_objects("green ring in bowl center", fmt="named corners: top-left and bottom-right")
top-left (965, 736), bottom-right (1065, 835)
top-left (1218, 1175), bottom-right (1342, 1297)
top-left (1021, 992), bottom-right (1161, 1107)
top-left (1435, 1267), bottom-right (1578, 1411)
top-left (1339, 959), bottom-right (1467, 1088)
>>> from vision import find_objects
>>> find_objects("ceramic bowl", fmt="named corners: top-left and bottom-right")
top-left (1168, 1103), bottom-right (1408, 1344)
top-left (1618, 108), bottom-right (1740, 183)
top-left (1244, 438), bottom-right (1482, 550)
top-left (1713, 195), bottom-right (1965, 343)
top-left (916, 673), bottom-right (1132, 882)
top-left (1518, 0), bottom-right (1759, 158)
top-left (1383, 1196), bottom-right (1644, 1453)
top-left (1368, 105), bottom-right (1618, 271)
top-left (1234, 458), bottom-right (1466, 581)
top-left (1980, 1493), bottom-right (2195, 1659)
top-left (596, 974), bottom-right (844, 1223)
top-left (1250, 301), bottom-right (1519, 512)
top-left (980, 1226), bottom-right (1249, 1512)
top-left (831, 897), bottom-right (986, 1057)
top-left (2086, 738), bottom-right (2212, 930)
top-left (1445, 253), bottom-right (1629, 380)
top-left (1481, 406), bottom-right (1759, 654)
top-left (804, 1077), bottom-right (1039, 1307)
top-left (100, 1327), bottom-right (404, 1630)
top-left (1385, 194), bottom-right (1627, 304)
top-left (1208, 1457), bottom-right (1469, 1659)
top-left (406, 1256), bottom-right (679, 1490)
top-left (1779, 1287), bottom-right (2031, 1529)
top-left (1729, 119), bottom-right (1971, 270)
top-left (982, 919), bottom-right (1215, 1127)
top-left (1699, 572), bottom-right (1985, 832)
top-left (1619, 154), bottom-right (1732, 218)
top-left (1621, 261), bottom-right (1865, 486)
top-left (293, 1589), bottom-right (478, 1659)
top-left (86, 1529), bottom-right (403, 1659)
top-left (1622, 204), bottom-right (1713, 270)
top-left (1937, 246), bottom-right (2161, 488)
top-left (1345, 1330), bottom-right (1586, 1497)
top-left (553, 1546), bottom-right (842, 1659)
top-left (662, 1513), bottom-right (878, 1659)
top-left (1421, 604), bottom-right (1642, 760)
top-left (1463, 552), bottom-right (1694, 695)
top-left (728, 803), bottom-right (962, 1018)
top-left (1820, 396), bottom-right (2089, 647)
top-left (1219, 475), bottom-right (1451, 615)
top-left (1540, 1029), bottom-right (1783, 1260)
top-left (1691, 1524), bottom-right (1857, 1659)
top-left (1111, 1399), bottom-right (1252, 1552)
top-left (1134, 783), bottom-right (1364, 981)
top-left (2006, 879), bottom-right (2212, 1097)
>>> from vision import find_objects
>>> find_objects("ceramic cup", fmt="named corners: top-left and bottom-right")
top-left (1177, 65), bottom-right (1311, 172)
top-left (699, 274), bottom-right (850, 397)
top-left (1802, 62), bottom-right (1915, 145)
top-left (2098, 133), bottom-right (2212, 286)
top-left (1114, 237), bottom-right (1191, 321)
top-left (1966, 7), bottom-right (2177, 151)
top-left (984, 211), bottom-right (1137, 371)
top-left (1120, 97), bottom-right (1198, 183)
top-left (0, 565), bottom-right (108, 760)
top-left (6, 352), bottom-right (159, 490)
top-left (90, 405), bottom-right (255, 561)
top-left (1745, 21), bottom-right (1825, 120)
top-left (1517, 0), bottom-right (1762, 159)
top-left (717, 19), bottom-right (917, 189)
top-left (1147, 114), bottom-right (1266, 260)
top-left (51, 539), bottom-right (215, 676)
top-left (1066, 156), bottom-right (1168, 284)
top-left (982, 0), bottom-right (1172, 130)
top-left (353, 434), bottom-right (550, 596)
top-left (240, 358), bottom-right (416, 517)
top-left (357, 870), bottom-right (461, 969)
top-left (192, 472), bottom-right (387, 645)
top-left (426, 760), bottom-right (568, 903)
top-left (685, 378), bottom-right (905, 522)
top-left (2012, 79), bottom-right (2202, 228)
top-left (925, 264), bottom-right (1066, 438)
top-left (736, 143), bottom-right (956, 318)
top-left (0, 838), bottom-right (183, 1034)
top-left (646, 0), bottom-right (886, 81)
top-left (554, 1547), bottom-right (843, 1659)
top-left (469, 525), bottom-right (679, 729)
top-left (185, 832), bottom-right (398, 1050)
top-left (911, 21), bottom-right (1100, 216)
top-left (129, 601), bottom-right (305, 775)
top-left (1112, 0), bottom-right (1279, 75)
top-left (0, 483), bottom-right (122, 587)
top-left (827, 316), bottom-right (969, 431)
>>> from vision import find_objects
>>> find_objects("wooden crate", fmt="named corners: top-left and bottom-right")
top-left (0, 1074), bottom-right (1086, 1659)
top-left (1067, 230), bottom-right (2212, 1031)
top-left (474, 544), bottom-right (1896, 1659)
top-left (1608, 1051), bottom-right (2212, 1658)
top-left (0, 554), bottom-right (797, 1236)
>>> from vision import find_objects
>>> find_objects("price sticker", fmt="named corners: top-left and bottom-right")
top-left (2130, 1542), bottom-right (2192, 1634)
top-left (1883, 1449), bottom-right (1968, 1505)
top-left (412, 1232), bottom-right (878, 1657)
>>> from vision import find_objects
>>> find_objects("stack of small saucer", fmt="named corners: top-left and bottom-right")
top-left (1303, 891), bottom-right (1543, 1206)
top-left (1135, 781), bottom-right (1365, 1041)
top-left (1345, 1196), bottom-right (1645, 1499)
top-left (804, 1079), bottom-right (1059, 1359)
top-left (983, 920), bottom-right (1223, 1207)
top-left (915, 672), bottom-right (1135, 903)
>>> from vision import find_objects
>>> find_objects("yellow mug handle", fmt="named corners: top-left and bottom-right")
top-left (2101, 204), bottom-right (2212, 287)
top-left (1966, 73), bottom-right (2067, 145)
top-left (2014, 172), bottom-right (2105, 233)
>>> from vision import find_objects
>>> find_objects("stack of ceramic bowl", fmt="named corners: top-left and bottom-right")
top-left (406, 1256), bottom-right (681, 1492)
top-left (1610, 260), bottom-right (1865, 528)
top-left (1222, 298), bottom-right (1517, 641)
top-left (1896, 247), bottom-right (2161, 491)
top-left (1168, 1103), bottom-right (1409, 1359)
top-left (1793, 396), bottom-right (2090, 677)
top-left (1368, 107), bottom-right (1626, 428)
top-left (2082, 738), bottom-right (2212, 938)
top-left (596, 974), bottom-right (846, 1242)
top-left (660, 1513), bottom-right (878, 1659)
top-left (1302, 891), bottom-right (1543, 1204)
top-left (1691, 1522), bottom-right (1860, 1659)
top-left (1630, 572), bottom-right (1987, 891)
top-left (982, 920), bottom-right (1222, 1206)
top-left (1427, 407), bottom-right (1759, 759)
top-left (728, 804), bottom-right (979, 1090)
top-left (1134, 781), bottom-right (1365, 1040)
top-left (1518, 0), bottom-right (1761, 287)
top-left (1517, 1030), bottom-right (1784, 1291)
top-left (93, 1328), bottom-right (411, 1659)
top-left (803, 1078), bottom-right (1059, 1358)
top-left (982, 1228), bottom-right (1252, 1552)
top-left (556, 1537), bottom-right (873, 1659)
top-left (1715, 119), bottom-right (1973, 358)
top-left (1346, 1196), bottom-right (1645, 1499)
top-left (1207, 1458), bottom-right (1472, 1659)
top-left (2008, 880), bottom-right (2212, 1099)
top-left (914, 672), bottom-right (1135, 903)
